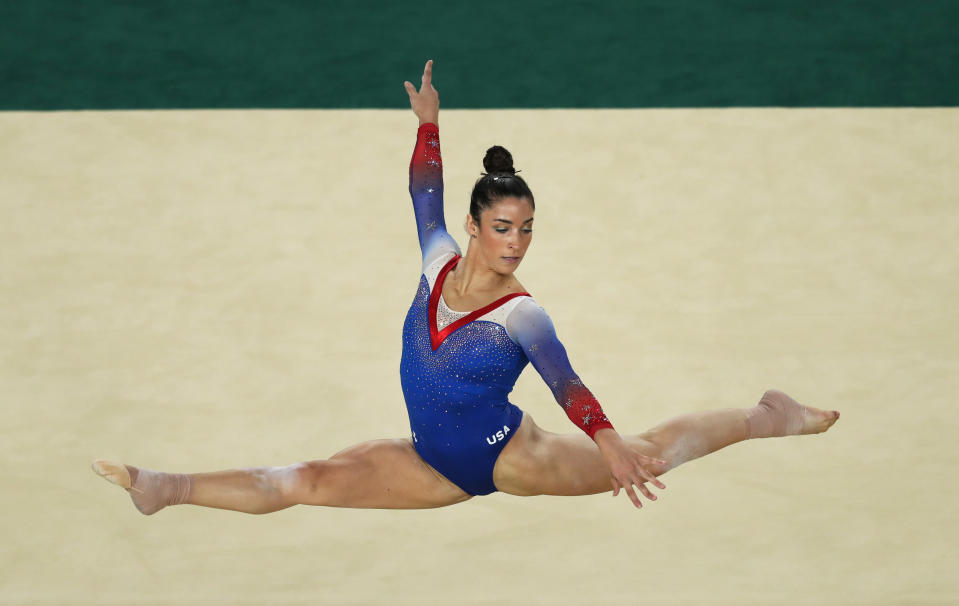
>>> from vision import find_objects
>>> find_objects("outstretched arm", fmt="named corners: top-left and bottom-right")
top-left (505, 299), bottom-right (615, 437)
top-left (505, 299), bottom-right (666, 508)
top-left (404, 60), bottom-right (460, 269)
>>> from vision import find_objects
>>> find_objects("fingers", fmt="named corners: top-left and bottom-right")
top-left (612, 474), bottom-right (656, 508)
top-left (612, 468), bottom-right (665, 508)
top-left (608, 452), bottom-right (668, 509)
top-left (423, 59), bottom-right (433, 85)
top-left (625, 471), bottom-right (657, 501)
top-left (406, 60), bottom-right (434, 97)
top-left (637, 457), bottom-right (667, 489)
top-left (623, 484), bottom-right (642, 508)
top-left (640, 467), bottom-right (666, 490)
top-left (636, 481), bottom-right (656, 501)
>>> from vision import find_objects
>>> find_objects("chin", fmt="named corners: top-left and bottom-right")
top-left (499, 257), bottom-right (523, 271)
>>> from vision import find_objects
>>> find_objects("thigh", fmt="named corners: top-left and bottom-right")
top-left (492, 413), bottom-right (666, 497)
top-left (290, 438), bottom-right (472, 509)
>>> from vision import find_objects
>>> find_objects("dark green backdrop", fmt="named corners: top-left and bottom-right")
top-left (3, 0), bottom-right (957, 109)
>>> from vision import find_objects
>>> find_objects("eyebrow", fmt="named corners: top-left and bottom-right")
top-left (492, 218), bottom-right (534, 224)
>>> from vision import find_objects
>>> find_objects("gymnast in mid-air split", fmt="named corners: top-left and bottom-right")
top-left (93, 59), bottom-right (839, 514)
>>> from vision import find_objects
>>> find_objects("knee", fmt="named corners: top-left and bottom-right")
top-left (647, 456), bottom-right (671, 477)
top-left (273, 461), bottom-right (331, 505)
top-left (653, 433), bottom-right (706, 473)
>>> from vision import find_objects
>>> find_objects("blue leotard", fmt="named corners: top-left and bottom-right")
top-left (401, 123), bottom-right (613, 496)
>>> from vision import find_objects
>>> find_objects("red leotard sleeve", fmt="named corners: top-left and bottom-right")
top-left (505, 299), bottom-right (615, 439)
top-left (409, 123), bottom-right (460, 270)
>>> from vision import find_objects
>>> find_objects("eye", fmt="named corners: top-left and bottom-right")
top-left (495, 228), bottom-right (509, 233)
top-left (522, 229), bottom-right (533, 234)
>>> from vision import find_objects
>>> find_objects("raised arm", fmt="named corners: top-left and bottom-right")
top-left (405, 60), bottom-right (460, 270)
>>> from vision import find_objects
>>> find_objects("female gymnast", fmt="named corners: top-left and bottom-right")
top-left (92, 59), bottom-right (839, 514)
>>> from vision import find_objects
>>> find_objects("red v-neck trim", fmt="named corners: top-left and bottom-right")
top-left (428, 254), bottom-right (531, 351)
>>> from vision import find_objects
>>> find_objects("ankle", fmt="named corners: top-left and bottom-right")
top-left (128, 467), bottom-right (193, 514)
top-left (746, 389), bottom-right (806, 439)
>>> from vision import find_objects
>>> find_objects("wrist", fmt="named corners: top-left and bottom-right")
top-left (592, 427), bottom-right (620, 449)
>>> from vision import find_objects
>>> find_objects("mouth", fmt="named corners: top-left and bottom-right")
top-left (502, 256), bottom-right (521, 264)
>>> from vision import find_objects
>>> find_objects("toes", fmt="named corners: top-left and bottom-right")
top-left (817, 410), bottom-right (840, 432)
top-left (92, 459), bottom-right (132, 489)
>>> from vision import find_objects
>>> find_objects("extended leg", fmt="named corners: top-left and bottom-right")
top-left (493, 389), bottom-right (839, 498)
top-left (636, 389), bottom-right (841, 472)
top-left (93, 438), bottom-right (471, 515)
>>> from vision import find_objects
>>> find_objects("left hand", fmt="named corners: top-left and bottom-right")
top-left (593, 428), bottom-right (666, 509)
top-left (403, 59), bottom-right (439, 126)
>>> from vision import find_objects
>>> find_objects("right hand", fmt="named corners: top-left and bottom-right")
top-left (404, 59), bottom-right (439, 126)
top-left (593, 428), bottom-right (666, 509)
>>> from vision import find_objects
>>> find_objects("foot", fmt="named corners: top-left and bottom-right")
top-left (798, 399), bottom-right (841, 435)
top-left (91, 459), bottom-right (192, 515)
top-left (747, 389), bottom-right (840, 439)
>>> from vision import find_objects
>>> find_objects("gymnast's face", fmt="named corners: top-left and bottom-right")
top-left (467, 196), bottom-right (534, 275)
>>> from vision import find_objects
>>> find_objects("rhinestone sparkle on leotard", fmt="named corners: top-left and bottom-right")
top-left (436, 295), bottom-right (469, 331)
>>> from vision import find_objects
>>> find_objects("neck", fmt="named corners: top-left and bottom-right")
top-left (450, 244), bottom-right (514, 296)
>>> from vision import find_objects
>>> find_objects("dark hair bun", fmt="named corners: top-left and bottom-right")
top-left (482, 145), bottom-right (516, 175)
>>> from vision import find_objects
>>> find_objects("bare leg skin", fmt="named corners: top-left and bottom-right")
top-left (493, 389), bottom-right (840, 497)
top-left (92, 438), bottom-right (471, 515)
top-left (94, 390), bottom-right (839, 513)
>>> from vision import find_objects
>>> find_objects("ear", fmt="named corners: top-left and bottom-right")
top-left (465, 213), bottom-right (478, 238)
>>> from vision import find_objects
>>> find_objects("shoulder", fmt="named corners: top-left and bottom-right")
top-left (422, 249), bottom-right (458, 289)
top-left (422, 240), bottom-right (461, 276)
top-left (503, 297), bottom-right (557, 344)
top-left (510, 296), bottom-right (546, 317)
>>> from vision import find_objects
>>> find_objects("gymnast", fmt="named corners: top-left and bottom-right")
top-left (92, 59), bottom-right (839, 514)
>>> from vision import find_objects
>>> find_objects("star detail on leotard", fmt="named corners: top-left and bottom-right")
top-left (582, 412), bottom-right (594, 425)
top-left (426, 220), bottom-right (437, 231)
top-left (528, 343), bottom-right (539, 353)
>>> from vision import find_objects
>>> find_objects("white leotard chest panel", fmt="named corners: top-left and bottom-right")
top-left (424, 251), bottom-right (533, 338)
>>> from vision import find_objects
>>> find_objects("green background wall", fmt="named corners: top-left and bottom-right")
top-left (3, 0), bottom-right (957, 109)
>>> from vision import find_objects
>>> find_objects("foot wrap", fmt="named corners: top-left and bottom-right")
top-left (746, 389), bottom-right (807, 438)
top-left (92, 460), bottom-right (192, 515)
top-left (128, 467), bottom-right (192, 515)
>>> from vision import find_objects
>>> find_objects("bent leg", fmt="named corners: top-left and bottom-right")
top-left (93, 438), bottom-right (471, 515)
top-left (493, 390), bottom-right (839, 498)
top-left (493, 412), bottom-right (679, 497)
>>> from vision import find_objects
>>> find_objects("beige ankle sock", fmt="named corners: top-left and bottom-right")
top-left (745, 389), bottom-right (807, 438)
